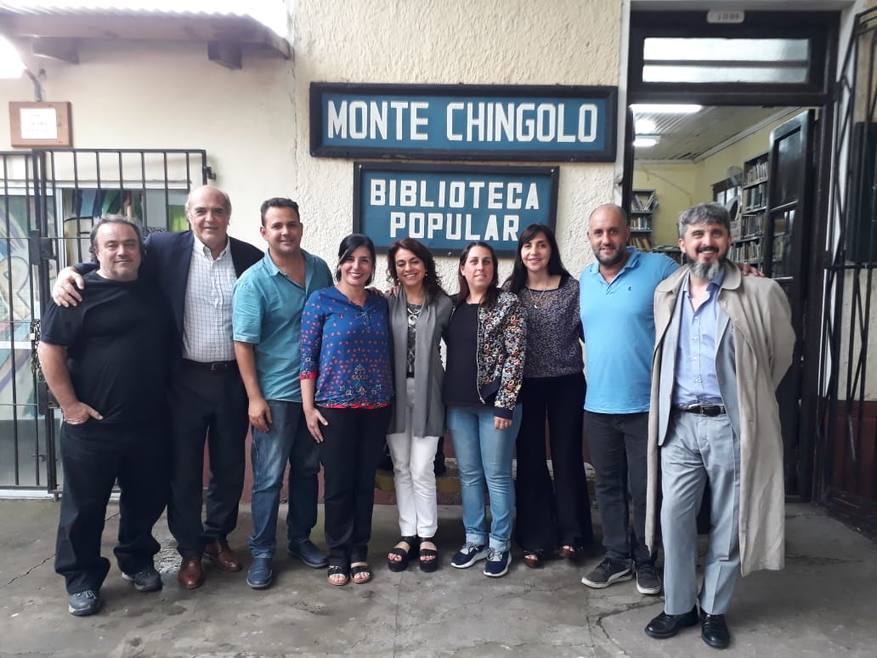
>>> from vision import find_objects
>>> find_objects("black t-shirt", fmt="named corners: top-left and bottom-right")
top-left (40, 271), bottom-right (174, 424)
top-left (443, 302), bottom-right (482, 407)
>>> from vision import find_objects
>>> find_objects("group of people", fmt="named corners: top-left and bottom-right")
top-left (41, 184), bottom-right (794, 651)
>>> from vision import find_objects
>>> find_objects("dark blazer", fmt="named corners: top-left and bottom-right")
top-left (140, 230), bottom-right (263, 341)
top-left (76, 230), bottom-right (263, 346)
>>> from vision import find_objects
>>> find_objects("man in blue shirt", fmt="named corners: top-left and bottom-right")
top-left (579, 203), bottom-right (678, 596)
top-left (232, 197), bottom-right (333, 589)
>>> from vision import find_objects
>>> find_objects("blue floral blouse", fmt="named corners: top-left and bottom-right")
top-left (300, 286), bottom-right (393, 408)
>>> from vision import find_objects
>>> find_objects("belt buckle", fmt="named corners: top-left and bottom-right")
top-left (208, 361), bottom-right (225, 372)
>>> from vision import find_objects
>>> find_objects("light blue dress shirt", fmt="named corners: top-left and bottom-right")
top-left (232, 249), bottom-right (333, 402)
top-left (672, 269), bottom-right (725, 407)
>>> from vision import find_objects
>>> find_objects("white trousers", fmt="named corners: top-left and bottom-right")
top-left (387, 378), bottom-right (440, 538)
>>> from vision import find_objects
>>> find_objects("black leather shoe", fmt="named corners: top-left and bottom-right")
top-left (701, 612), bottom-right (731, 649)
top-left (288, 539), bottom-right (329, 568)
top-left (644, 606), bottom-right (699, 639)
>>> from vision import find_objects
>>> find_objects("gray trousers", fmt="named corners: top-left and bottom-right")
top-left (661, 411), bottom-right (740, 615)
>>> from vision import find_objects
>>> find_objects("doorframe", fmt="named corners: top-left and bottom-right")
top-left (623, 9), bottom-right (840, 501)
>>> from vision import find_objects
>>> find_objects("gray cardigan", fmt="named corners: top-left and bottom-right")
top-left (387, 288), bottom-right (453, 437)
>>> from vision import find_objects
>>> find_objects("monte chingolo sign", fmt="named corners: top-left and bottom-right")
top-left (309, 82), bottom-right (617, 251)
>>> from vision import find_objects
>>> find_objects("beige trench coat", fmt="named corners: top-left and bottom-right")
top-left (645, 262), bottom-right (795, 576)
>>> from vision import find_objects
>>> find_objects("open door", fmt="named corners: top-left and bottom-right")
top-left (764, 109), bottom-right (816, 499)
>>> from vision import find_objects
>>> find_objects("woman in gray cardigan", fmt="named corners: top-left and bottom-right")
top-left (385, 238), bottom-right (453, 573)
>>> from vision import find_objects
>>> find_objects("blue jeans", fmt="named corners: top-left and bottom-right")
top-left (447, 405), bottom-right (522, 552)
top-left (249, 401), bottom-right (320, 559)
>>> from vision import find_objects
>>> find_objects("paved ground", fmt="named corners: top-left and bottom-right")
top-left (0, 500), bottom-right (875, 657)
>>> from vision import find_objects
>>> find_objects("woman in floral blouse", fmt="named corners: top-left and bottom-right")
top-left (444, 241), bottom-right (526, 578)
top-left (300, 234), bottom-right (392, 587)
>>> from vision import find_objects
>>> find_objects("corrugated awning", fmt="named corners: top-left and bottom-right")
top-left (0, 1), bottom-right (290, 68)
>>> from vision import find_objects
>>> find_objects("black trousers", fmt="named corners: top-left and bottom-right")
top-left (167, 364), bottom-right (248, 557)
top-left (583, 411), bottom-right (652, 564)
top-left (55, 421), bottom-right (168, 594)
top-left (514, 373), bottom-right (593, 552)
top-left (318, 406), bottom-right (391, 565)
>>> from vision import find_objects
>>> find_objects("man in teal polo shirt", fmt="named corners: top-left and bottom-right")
top-left (232, 197), bottom-right (333, 589)
top-left (579, 203), bottom-right (678, 596)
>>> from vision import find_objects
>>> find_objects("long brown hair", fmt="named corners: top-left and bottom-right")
top-left (386, 238), bottom-right (445, 303)
top-left (454, 241), bottom-right (500, 308)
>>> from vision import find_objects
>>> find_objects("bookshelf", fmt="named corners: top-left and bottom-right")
top-left (629, 189), bottom-right (656, 251)
top-left (730, 152), bottom-right (769, 267)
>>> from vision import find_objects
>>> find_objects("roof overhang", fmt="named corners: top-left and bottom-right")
top-left (0, 5), bottom-right (290, 69)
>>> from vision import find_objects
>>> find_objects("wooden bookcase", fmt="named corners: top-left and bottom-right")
top-left (731, 152), bottom-right (769, 267)
top-left (629, 189), bottom-right (656, 251)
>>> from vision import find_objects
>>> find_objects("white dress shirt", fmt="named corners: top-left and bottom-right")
top-left (182, 235), bottom-right (237, 362)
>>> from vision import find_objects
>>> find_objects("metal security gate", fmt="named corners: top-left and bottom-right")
top-left (0, 148), bottom-right (208, 495)
top-left (817, 8), bottom-right (877, 535)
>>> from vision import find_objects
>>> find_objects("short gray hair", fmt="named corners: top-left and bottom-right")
top-left (89, 215), bottom-right (144, 262)
top-left (678, 203), bottom-right (730, 238)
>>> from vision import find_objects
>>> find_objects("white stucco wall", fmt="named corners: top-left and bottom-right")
top-left (0, 0), bottom-right (625, 288)
top-left (290, 0), bottom-right (624, 283)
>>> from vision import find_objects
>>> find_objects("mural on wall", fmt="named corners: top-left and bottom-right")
top-left (0, 195), bottom-right (38, 420)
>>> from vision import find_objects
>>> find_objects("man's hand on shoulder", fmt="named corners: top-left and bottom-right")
top-left (52, 267), bottom-right (86, 307)
top-left (737, 262), bottom-right (764, 278)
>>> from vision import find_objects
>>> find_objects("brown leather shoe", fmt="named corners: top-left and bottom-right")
top-left (204, 539), bottom-right (242, 572)
top-left (177, 558), bottom-right (205, 589)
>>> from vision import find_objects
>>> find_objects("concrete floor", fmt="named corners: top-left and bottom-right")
top-left (0, 500), bottom-right (875, 657)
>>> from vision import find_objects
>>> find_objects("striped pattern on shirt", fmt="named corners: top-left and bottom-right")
top-left (182, 236), bottom-right (237, 362)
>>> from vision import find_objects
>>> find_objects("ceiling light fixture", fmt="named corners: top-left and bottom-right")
top-left (630, 104), bottom-right (703, 115)
top-left (635, 117), bottom-right (657, 134)
top-left (634, 136), bottom-right (659, 148)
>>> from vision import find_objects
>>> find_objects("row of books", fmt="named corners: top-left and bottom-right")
top-left (742, 184), bottom-right (767, 210)
top-left (631, 235), bottom-right (653, 251)
top-left (630, 190), bottom-right (657, 213)
top-left (630, 216), bottom-right (652, 231)
top-left (745, 159), bottom-right (769, 185)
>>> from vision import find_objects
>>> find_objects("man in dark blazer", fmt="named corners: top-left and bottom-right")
top-left (53, 185), bottom-right (263, 589)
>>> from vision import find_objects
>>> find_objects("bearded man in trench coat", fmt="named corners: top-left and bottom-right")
top-left (643, 203), bottom-right (795, 650)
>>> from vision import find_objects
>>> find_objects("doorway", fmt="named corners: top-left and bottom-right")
top-left (624, 10), bottom-right (840, 502)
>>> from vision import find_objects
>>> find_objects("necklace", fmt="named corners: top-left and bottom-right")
top-left (407, 302), bottom-right (423, 327)
top-left (527, 287), bottom-right (553, 310)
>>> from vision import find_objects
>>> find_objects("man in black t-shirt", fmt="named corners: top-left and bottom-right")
top-left (38, 216), bottom-right (173, 617)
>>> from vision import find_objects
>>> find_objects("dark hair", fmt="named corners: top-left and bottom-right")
top-left (335, 233), bottom-right (376, 285)
top-left (454, 241), bottom-right (500, 308)
top-left (89, 215), bottom-right (144, 262)
top-left (386, 238), bottom-right (445, 302)
top-left (259, 197), bottom-right (300, 226)
top-left (505, 223), bottom-right (570, 294)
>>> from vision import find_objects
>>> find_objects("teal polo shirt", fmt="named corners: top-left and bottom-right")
top-left (579, 247), bottom-right (679, 414)
top-left (232, 249), bottom-right (333, 402)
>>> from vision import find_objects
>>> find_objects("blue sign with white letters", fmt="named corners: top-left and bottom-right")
top-left (312, 83), bottom-right (617, 162)
top-left (353, 162), bottom-right (558, 255)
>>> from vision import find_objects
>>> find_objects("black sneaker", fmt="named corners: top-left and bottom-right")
top-left (581, 557), bottom-right (633, 589)
top-left (451, 543), bottom-right (489, 569)
top-left (482, 549), bottom-right (511, 577)
top-left (67, 589), bottom-right (102, 616)
top-left (122, 566), bottom-right (163, 593)
top-left (635, 562), bottom-right (662, 595)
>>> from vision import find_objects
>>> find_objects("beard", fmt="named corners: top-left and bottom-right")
top-left (596, 246), bottom-right (626, 267)
top-left (690, 257), bottom-right (724, 280)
